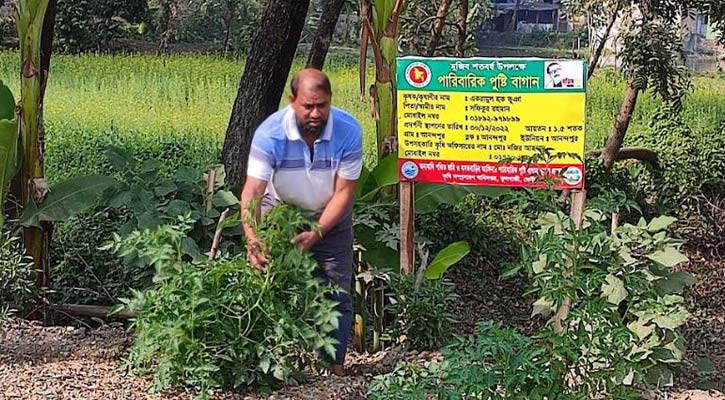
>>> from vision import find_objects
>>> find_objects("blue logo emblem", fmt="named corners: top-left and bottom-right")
top-left (563, 166), bottom-right (583, 186)
top-left (401, 161), bottom-right (419, 179)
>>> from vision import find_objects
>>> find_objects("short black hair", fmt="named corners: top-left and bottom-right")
top-left (546, 62), bottom-right (560, 74)
top-left (290, 70), bottom-right (332, 97)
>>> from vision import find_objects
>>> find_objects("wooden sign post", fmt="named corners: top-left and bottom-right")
top-left (400, 181), bottom-right (415, 274)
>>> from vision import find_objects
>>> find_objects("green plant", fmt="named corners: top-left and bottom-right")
top-left (0, 228), bottom-right (35, 318)
top-left (371, 195), bottom-right (695, 398)
top-left (352, 153), bottom-right (488, 352)
top-left (370, 320), bottom-right (641, 400)
top-left (385, 241), bottom-right (469, 350)
top-left (629, 107), bottom-right (725, 210)
top-left (387, 272), bottom-right (457, 350)
top-left (50, 207), bottom-right (131, 305)
top-left (510, 210), bottom-right (695, 392)
top-left (367, 359), bottom-right (446, 399)
top-left (116, 205), bottom-right (340, 397)
top-left (584, 155), bottom-right (646, 217)
top-left (368, 322), bottom-right (554, 400)
top-left (101, 146), bottom-right (242, 260)
top-left (49, 149), bottom-right (244, 305)
top-left (0, 79), bottom-right (19, 227)
top-left (53, 0), bottom-right (147, 53)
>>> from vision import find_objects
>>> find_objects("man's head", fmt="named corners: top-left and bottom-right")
top-left (546, 62), bottom-right (562, 85)
top-left (289, 68), bottom-right (332, 137)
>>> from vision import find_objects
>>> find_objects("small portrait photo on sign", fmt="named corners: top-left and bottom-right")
top-left (544, 60), bottom-right (583, 89)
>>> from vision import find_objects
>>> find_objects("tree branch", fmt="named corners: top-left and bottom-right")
top-left (587, 146), bottom-right (658, 166)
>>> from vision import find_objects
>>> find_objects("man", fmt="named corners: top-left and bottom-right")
top-left (240, 68), bottom-right (363, 376)
top-left (546, 62), bottom-right (574, 88)
top-left (546, 62), bottom-right (564, 88)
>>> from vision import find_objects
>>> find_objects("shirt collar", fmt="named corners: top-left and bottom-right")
top-left (283, 106), bottom-right (333, 142)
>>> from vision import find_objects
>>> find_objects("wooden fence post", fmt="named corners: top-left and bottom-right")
top-left (400, 181), bottom-right (415, 274)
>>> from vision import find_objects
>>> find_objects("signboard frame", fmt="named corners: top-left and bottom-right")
top-left (396, 56), bottom-right (588, 273)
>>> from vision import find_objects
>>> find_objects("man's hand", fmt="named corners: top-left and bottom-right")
top-left (291, 230), bottom-right (321, 253)
top-left (241, 176), bottom-right (269, 271)
top-left (247, 238), bottom-right (269, 271)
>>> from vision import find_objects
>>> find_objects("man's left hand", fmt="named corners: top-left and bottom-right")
top-left (291, 230), bottom-right (321, 253)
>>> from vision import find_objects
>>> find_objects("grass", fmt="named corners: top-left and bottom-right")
top-left (1, 51), bottom-right (724, 182)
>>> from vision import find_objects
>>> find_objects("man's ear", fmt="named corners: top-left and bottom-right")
top-left (289, 94), bottom-right (295, 104)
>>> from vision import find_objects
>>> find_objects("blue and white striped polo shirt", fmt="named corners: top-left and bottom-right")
top-left (247, 105), bottom-right (363, 212)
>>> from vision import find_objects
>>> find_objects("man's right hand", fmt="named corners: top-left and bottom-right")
top-left (247, 238), bottom-right (268, 271)
top-left (241, 176), bottom-right (270, 272)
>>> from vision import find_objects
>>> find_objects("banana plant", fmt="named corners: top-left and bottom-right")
top-left (13, 0), bottom-right (57, 312)
top-left (359, 0), bottom-right (404, 160)
top-left (0, 80), bottom-right (21, 228)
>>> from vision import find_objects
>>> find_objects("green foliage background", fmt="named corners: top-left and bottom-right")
top-left (0, 52), bottom-right (722, 183)
top-left (0, 52), bottom-right (723, 308)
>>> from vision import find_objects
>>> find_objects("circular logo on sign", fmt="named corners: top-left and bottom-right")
top-left (405, 62), bottom-right (432, 88)
top-left (562, 166), bottom-right (583, 186)
top-left (401, 161), bottom-right (420, 179)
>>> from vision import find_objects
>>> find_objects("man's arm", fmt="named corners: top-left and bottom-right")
top-left (291, 175), bottom-right (356, 252)
top-left (241, 176), bottom-right (269, 269)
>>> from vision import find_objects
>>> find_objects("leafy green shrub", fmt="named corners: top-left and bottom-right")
top-left (369, 321), bottom-right (639, 400)
top-left (370, 208), bottom-right (694, 399)
top-left (50, 208), bottom-right (130, 305)
top-left (512, 210), bottom-right (694, 391)
top-left (117, 205), bottom-right (340, 396)
top-left (417, 195), bottom-right (528, 270)
top-left (45, 123), bottom-right (219, 184)
top-left (50, 148), bottom-right (241, 305)
top-left (388, 273), bottom-right (457, 350)
top-left (0, 229), bottom-right (35, 318)
top-left (54, 0), bottom-right (148, 53)
top-left (367, 360), bottom-right (446, 399)
top-left (629, 106), bottom-right (725, 210)
top-left (101, 147), bottom-right (242, 257)
top-left (585, 155), bottom-right (647, 217)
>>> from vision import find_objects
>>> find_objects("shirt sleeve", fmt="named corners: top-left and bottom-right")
top-left (246, 128), bottom-right (276, 182)
top-left (337, 122), bottom-right (364, 181)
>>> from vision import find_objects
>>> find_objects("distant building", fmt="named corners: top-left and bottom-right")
top-left (681, 11), bottom-right (720, 53)
top-left (594, 8), bottom-right (723, 73)
top-left (492, 0), bottom-right (565, 33)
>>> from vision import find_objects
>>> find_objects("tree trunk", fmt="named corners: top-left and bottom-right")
top-left (425, 0), bottom-right (453, 57)
top-left (221, 0), bottom-right (310, 189)
top-left (588, 0), bottom-right (621, 79)
top-left (306, 0), bottom-right (346, 69)
top-left (14, 0), bottom-right (57, 322)
top-left (158, 0), bottom-right (180, 53)
top-left (601, 83), bottom-right (639, 170)
top-left (509, 0), bottom-right (522, 32)
top-left (454, 0), bottom-right (468, 57)
top-left (222, 0), bottom-right (235, 54)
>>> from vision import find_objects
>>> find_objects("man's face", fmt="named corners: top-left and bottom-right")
top-left (290, 85), bottom-right (331, 137)
top-left (547, 63), bottom-right (562, 85)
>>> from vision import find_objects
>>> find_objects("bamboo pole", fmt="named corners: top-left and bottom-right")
top-left (205, 167), bottom-right (216, 211)
top-left (353, 251), bottom-right (366, 352)
top-left (208, 208), bottom-right (229, 261)
top-left (52, 303), bottom-right (135, 319)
